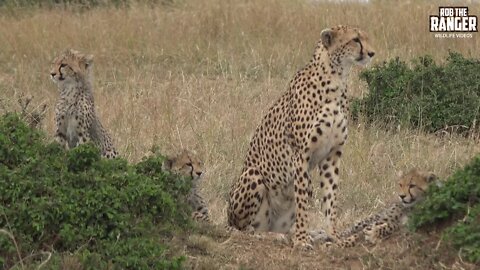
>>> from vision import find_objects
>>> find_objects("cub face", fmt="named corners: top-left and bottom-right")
top-left (50, 49), bottom-right (93, 86)
top-left (162, 150), bottom-right (204, 181)
top-left (320, 25), bottom-right (375, 67)
top-left (397, 168), bottom-right (437, 207)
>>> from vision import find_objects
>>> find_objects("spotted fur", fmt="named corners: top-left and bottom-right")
top-left (227, 25), bottom-right (375, 248)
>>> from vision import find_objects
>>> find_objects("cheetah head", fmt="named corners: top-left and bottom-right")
top-left (397, 168), bottom-right (437, 207)
top-left (50, 49), bottom-right (93, 86)
top-left (162, 150), bottom-right (204, 181)
top-left (320, 25), bottom-right (375, 68)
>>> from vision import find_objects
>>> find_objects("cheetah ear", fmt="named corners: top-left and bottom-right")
top-left (84, 54), bottom-right (94, 68)
top-left (64, 48), bottom-right (76, 56)
top-left (426, 172), bottom-right (437, 183)
top-left (180, 149), bottom-right (190, 157)
top-left (321, 28), bottom-right (335, 48)
top-left (162, 158), bottom-right (173, 171)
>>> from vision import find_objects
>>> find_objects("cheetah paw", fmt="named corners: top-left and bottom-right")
top-left (272, 233), bottom-right (290, 244)
top-left (293, 235), bottom-right (314, 250)
top-left (293, 241), bottom-right (314, 251)
top-left (309, 229), bottom-right (332, 243)
top-left (364, 223), bottom-right (387, 244)
top-left (323, 241), bottom-right (334, 248)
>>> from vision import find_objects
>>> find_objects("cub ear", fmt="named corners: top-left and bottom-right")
top-left (426, 172), bottom-right (437, 183)
top-left (162, 158), bottom-right (173, 171)
top-left (321, 28), bottom-right (335, 48)
top-left (396, 170), bottom-right (404, 178)
top-left (64, 48), bottom-right (77, 56)
top-left (83, 54), bottom-right (94, 68)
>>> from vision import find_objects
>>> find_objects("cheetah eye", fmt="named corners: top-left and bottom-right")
top-left (60, 63), bottom-right (67, 68)
top-left (186, 162), bottom-right (193, 167)
top-left (353, 38), bottom-right (360, 43)
top-left (409, 184), bottom-right (416, 188)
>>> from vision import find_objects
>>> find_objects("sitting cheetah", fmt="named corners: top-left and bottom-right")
top-left (50, 49), bottom-right (118, 158)
top-left (227, 25), bottom-right (375, 248)
top-left (312, 169), bottom-right (438, 247)
top-left (162, 150), bottom-right (210, 223)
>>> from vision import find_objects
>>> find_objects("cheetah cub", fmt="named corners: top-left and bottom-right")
top-left (312, 169), bottom-right (438, 247)
top-left (162, 150), bottom-right (210, 223)
top-left (50, 49), bottom-right (118, 158)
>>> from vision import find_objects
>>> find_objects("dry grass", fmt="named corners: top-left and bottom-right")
top-left (1, 0), bottom-right (480, 268)
top-left (174, 223), bottom-right (478, 269)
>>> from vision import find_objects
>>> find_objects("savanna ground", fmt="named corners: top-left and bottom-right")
top-left (1, 0), bottom-right (479, 269)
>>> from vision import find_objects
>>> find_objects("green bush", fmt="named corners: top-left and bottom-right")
top-left (0, 113), bottom-right (190, 269)
top-left (353, 52), bottom-right (480, 134)
top-left (410, 155), bottom-right (480, 263)
top-left (445, 204), bottom-right (480, 264)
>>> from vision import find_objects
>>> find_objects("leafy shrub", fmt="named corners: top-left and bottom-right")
top-left (353, 52), bottom-right (480, 134)
top-left (410, 155), bottom-right (480, 263)
top-left (0, 113), bottom-right (191, 269)
top-left (445, 204), bottom-right (480, 264)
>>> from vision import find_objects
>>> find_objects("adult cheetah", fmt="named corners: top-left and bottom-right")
top-left (227, 25), bottom-right (375, 248)
top-left (50, 49), bottom-right (118, 158)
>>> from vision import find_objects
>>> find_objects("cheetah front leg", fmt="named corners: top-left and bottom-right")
top-left (309, 229), bottom-right (361, 248)
top-left (227, 168), bottom-right (269, 232)
top-left (292, 155), bottom-right (314, 249)
top-left (73, 106), bottom-right (93, 148)
top-left (65, 115), bottom-right (91, 149)
top-left (318, 145), bottom-right (343, 239)
top-left (364, 221), bottom-right (399, 244)
top-left (190, 193), bottom-right (211, 223)
top-left (54, 109), bottom-right (68, 149)
top-left (192, 210), bottom-right (210, 223)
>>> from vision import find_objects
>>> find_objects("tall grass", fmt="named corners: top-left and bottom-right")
top-left (0, 0), bottom-right (479, 228)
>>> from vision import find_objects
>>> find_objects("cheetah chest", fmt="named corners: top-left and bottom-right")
top-left (58, 94), bottom-right (93, 148)
top-left (308, 109), bottom-right (347, 170)
top-left (65, 110), bottom-right (81, 142)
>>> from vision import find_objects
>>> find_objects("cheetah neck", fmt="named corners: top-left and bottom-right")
top-left (289, 48), bottom-right (350, 107)
top-left (190, 185), bottom-right (198, 195)
top-left (315, 47), bottom-right (351, 84)
top-left (191, 180), bottom-right (200, 190)
top-left (188, 183), bottom-right (204, 203)
top-left (58, 77), bottom-right (94, 101)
